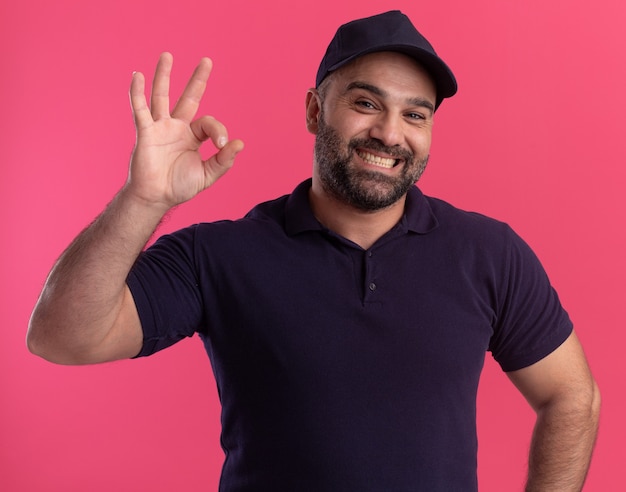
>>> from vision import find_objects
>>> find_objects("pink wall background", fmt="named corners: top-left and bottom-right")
top-left (1, 0), bottom-right (624, 490)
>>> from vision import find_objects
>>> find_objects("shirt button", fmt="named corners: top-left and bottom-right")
top-left (369, 282), bottom-right (377, 291)
top-left (367, 251), bottom-right (373, 257)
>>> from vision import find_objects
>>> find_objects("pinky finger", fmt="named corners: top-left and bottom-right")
top-left (129, 71), bottom-right (153, 130)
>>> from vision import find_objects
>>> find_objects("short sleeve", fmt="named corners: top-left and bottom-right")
top-left (127, 225), bottom-right (205, 357)
top-left (489, 227), bottom-right (573, 372)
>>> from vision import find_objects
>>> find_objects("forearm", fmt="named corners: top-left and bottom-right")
top-left (27, 188), bottom-right (168, 363)
top-left (525, 381), bottom-right (601, 491)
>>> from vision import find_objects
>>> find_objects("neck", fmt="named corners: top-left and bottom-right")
top-left (308, 183), bottom-right (406, 250)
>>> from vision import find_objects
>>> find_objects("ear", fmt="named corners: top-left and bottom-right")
top-left (305, 89), bottom-right (321, 135)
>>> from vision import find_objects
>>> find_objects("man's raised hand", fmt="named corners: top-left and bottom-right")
top-left (127, 52), bottom-right (243, 212)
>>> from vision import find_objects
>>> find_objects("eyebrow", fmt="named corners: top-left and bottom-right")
top-left (344, 81), bottom-right (435, 115)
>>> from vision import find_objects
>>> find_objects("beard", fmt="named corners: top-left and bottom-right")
top-left (313, 115), bottom-right (429, 212)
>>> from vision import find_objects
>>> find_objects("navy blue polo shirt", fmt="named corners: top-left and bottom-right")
top-left (127, 179), bottom-right (572, 491)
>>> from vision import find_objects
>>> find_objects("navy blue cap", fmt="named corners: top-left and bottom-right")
top-left (316, 11), bottom-right (457, 109)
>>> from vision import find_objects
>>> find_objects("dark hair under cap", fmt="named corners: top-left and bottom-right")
top-left (316, 10), bottom-right (457, 109)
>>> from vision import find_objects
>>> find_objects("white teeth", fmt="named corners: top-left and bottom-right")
top-left (356, 150), bottom-right (396, 169)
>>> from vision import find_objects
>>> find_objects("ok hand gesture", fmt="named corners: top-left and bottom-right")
top-left (127, 52), bottom-right (244, 212)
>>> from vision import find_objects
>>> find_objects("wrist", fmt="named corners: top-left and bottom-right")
top-left (117, 184), bottom-right (174, 220)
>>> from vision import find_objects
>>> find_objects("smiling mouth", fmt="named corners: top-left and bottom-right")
top-left (356, 150), bottom-right (400, 169)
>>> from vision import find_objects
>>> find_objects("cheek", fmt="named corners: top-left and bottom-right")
top-left (325, 111), bottom-right (370, 139)
top-left (408, 131), bottom-right (432, 156)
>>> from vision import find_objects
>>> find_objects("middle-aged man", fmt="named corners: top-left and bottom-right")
top-left (28, 10), bottom-right (600, 491)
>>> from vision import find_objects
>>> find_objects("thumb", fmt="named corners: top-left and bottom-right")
top-left (204, 139), bottom-right (244, 183)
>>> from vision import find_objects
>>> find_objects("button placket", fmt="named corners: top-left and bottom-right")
top-left (364, 249), bottom-right (377, 300)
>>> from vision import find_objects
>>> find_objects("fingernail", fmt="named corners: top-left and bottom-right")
top-left (218, 136), bottom-right (227, 148)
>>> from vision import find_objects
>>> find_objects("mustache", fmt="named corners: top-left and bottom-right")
top-left (348, 138), bottom-right (414, 163)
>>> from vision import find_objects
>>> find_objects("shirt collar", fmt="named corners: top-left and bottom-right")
top-left (285, 179), bottom-right (439, 236)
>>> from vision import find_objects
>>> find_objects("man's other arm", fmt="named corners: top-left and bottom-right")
top-left (507, 331), bottom-right (600, 491)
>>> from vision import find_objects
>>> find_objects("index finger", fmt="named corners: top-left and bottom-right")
top-left (171, 57), bottom-right (213, 123)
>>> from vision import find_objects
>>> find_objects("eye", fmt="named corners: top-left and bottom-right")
top-left (355, 99), bottom-right (377, 110)
top-left (406, 112), bottom-right (425, 120)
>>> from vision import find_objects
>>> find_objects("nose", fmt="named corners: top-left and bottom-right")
top-left (369, 113), bottom-right (404, 148)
